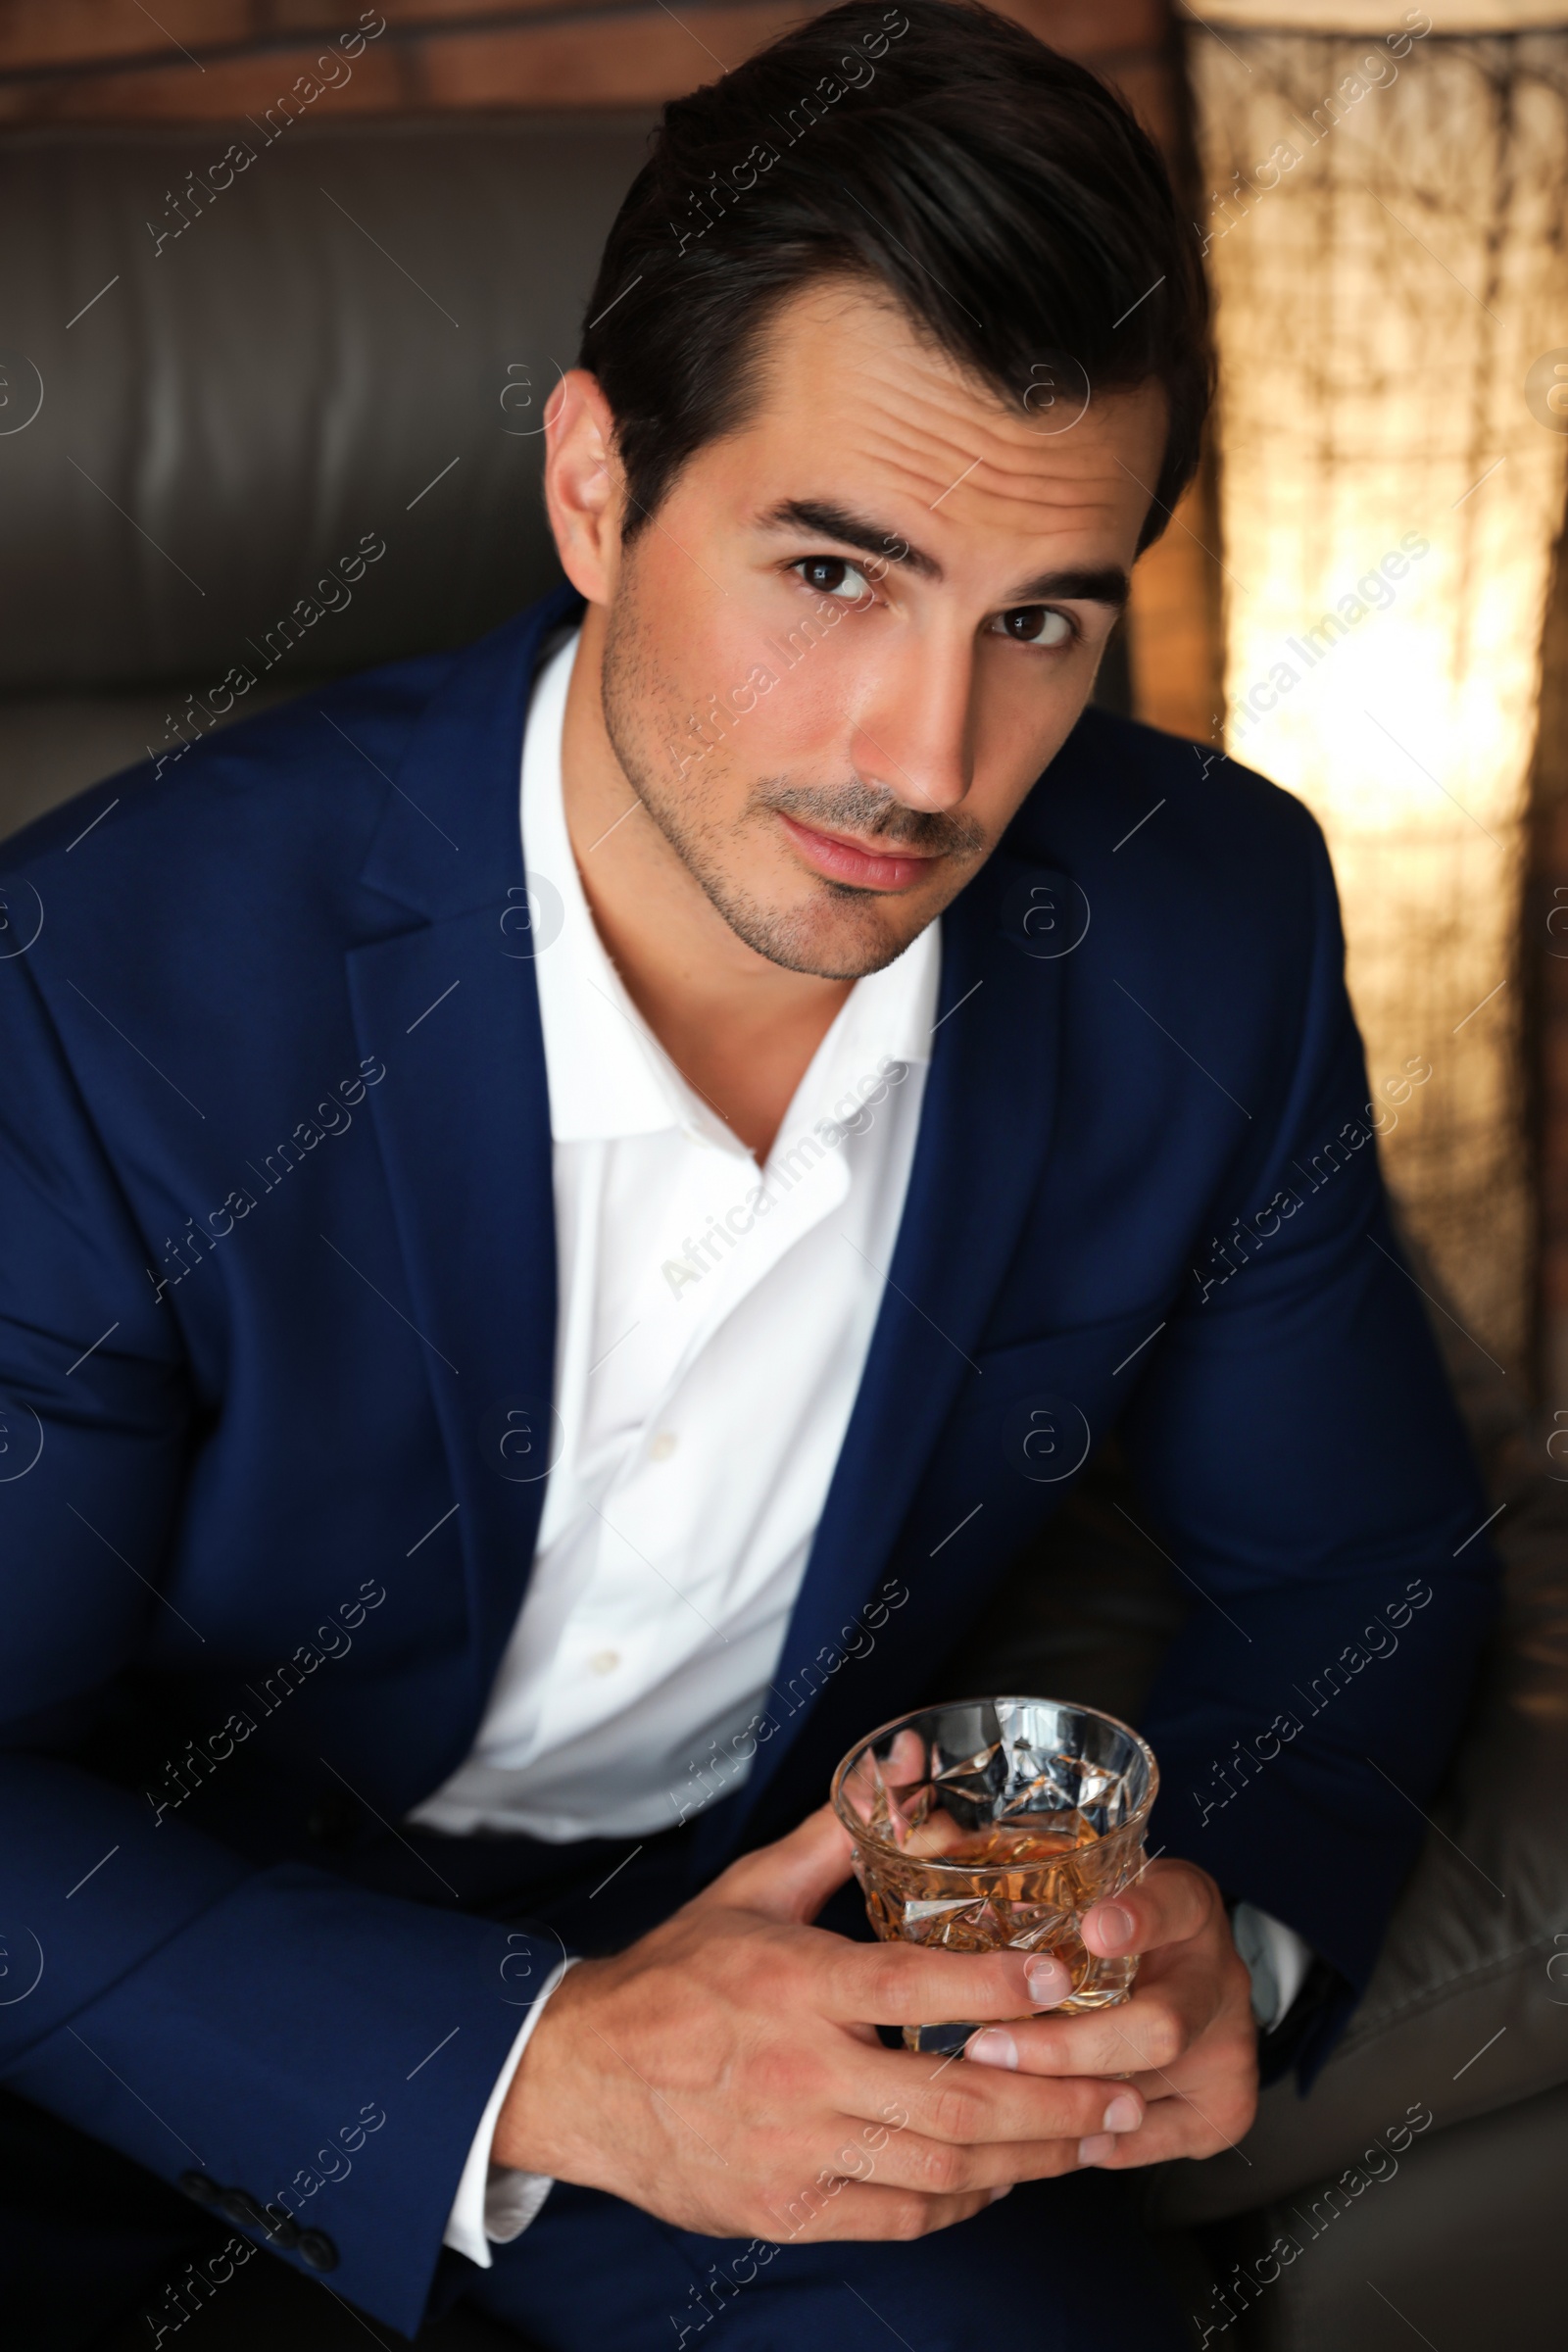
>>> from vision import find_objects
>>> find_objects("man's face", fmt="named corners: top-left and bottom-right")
top-left (590, 279), bottom-right (1167, 979)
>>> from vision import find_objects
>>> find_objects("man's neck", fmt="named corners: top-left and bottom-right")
top-left (559, 605), bottom-right (852, 1162)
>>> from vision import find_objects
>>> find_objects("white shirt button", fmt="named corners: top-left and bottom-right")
top-left (588, 1648), bottom-right (621, 1676)
top-left (648, 1431), bottom-right (678, 1461)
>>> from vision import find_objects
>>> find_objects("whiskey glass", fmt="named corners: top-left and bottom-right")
top-left (831, 1695), bottom-right (1158, 2054)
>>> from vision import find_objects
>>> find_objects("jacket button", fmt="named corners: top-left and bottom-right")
top-left (178, 2170), bottom-right (219, 2205)
top-left (262, 2207), bottom-right (301, 2250)
top-left (296, 2230), bottom-right (339, 2272)
top-left (218, 2188), bottom-right (269, 2230)
top-left (305, 1789), bottom-right (362, 1844)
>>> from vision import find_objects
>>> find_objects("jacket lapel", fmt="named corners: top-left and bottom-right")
top-left (345, 584), bottom-right (582, 1725)
top-left (718, 840), bottom-right (1071, 1842)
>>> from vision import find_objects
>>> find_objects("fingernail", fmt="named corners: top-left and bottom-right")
top-left (987, 2183), bottom-right (1013, 2204)
top-left (1077, 2133), bottom-right (1116, 2166)
top-left (1102, 2093), bottom-right (1142, 2133)
top-left (1093, 1904), bottom-right (1135, 1952)
top-left (966, 2028), bottom-right (1018, 2070)
top-left (1025, 1956), bottom-right (1071, 2007)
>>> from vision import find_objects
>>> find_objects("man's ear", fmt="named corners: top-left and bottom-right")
top-left (542, 368), bottom-right (625, 605)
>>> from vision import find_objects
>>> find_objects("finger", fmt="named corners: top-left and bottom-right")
top-left (962, 2041), bottom-right (1147, 2138)
top-left (882, 1727), bottom-right (927, 1787)
top-left (719, 1805), bottom-right (858, 1925)
top-left (1080, 1859), bottom-right (1216, 1961)
top-left (1070, 2072), bottom-right (1256, 2169)
top-left (839, 1748), bottom-right (881, 1825)
top-left (832, 2036), bottom-right (1146, 2146)
top-left (899, 1810), bottom-right (970, 1859)
top-left (823, 1936), bottom-right (1074, 2030)
top-left (986, 1983), bottom-right (1200, 2079)
top-left (820, 2120), bottom-right (1116, 2197)
top-left (761, 2178), bottom-right (1001, 2243)
top-left (840, 1727), bottom-right (927, 1830)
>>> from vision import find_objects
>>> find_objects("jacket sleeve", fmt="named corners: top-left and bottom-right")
top-left (0, 950), bottom-right (561, 2336)
top-left (1122, 812), bottom-right (1500, 2072)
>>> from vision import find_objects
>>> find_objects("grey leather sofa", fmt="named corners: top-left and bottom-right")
top-left (3, 114), bottom-right (1564, 2352)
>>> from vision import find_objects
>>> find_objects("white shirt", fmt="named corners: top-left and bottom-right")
top-left (433, 625), bottom-right (1309, 2264)
top-left (413, 625), bottom-right (939, 1844)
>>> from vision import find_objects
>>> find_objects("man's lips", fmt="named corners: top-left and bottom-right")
top-left (777, 811), bottom-right (944, 893)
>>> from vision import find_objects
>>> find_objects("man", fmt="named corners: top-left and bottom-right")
top-left (0, 3), bottom-right (1495, 2347)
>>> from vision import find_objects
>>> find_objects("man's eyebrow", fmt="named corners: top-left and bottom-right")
top-left (757, 501), bottom-right (1130, 611)
top-left (758, 499), bottom-right (943, 579)
top-left (1006, 565), bottom-right (1131, 609)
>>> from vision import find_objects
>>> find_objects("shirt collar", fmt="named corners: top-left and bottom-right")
top-left (521, 624), bottom-right (942, 1151)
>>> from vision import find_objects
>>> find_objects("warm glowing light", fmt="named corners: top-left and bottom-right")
top-left (1191, 20), bottom-right (1568, 1366)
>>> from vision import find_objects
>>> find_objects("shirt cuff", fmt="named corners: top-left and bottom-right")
top-left (442, 1956), bottom-right (577, 2267)
top-left (1230, 1902), bottom-right (1313, 2032)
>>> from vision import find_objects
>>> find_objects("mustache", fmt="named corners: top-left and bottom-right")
top-left (755, 781), bottom-right (987, 859)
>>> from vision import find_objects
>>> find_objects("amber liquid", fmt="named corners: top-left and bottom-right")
top-left (940, 1818), bottom-right (1097, 1868)
top-left (857, 1813), bottom-right (1129, 2049)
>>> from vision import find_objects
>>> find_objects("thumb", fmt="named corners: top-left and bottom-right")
top-left (719, 1803), bottom-right (858, 1925)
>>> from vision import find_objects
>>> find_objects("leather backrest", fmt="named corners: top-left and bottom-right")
top-left (0, 114), bottom-right (657, 692)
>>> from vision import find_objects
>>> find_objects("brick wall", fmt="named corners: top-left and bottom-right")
top-left (0, 1), bottom-right (1168, 128)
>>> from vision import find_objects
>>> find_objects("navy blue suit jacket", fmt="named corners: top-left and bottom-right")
top-left (0, 584), bottom-right (1496, 2332)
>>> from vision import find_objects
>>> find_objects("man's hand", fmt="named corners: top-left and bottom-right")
top-left (494, 1806), bottom-right (1152, 2242)
top-left (964, 1858), bottom-right (1259, 2169)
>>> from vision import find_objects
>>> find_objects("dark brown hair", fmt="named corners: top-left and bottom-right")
top-left (578, 0), bottom-right (1209, 550)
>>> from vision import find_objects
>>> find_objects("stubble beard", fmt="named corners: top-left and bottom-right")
top-left (599, 592), bottom-right (984, 982)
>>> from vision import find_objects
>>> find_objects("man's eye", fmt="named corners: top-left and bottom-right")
top-left (794, 557), bottom-right (872, 601)
top-left (992, 607), bottom-right (1074, 647)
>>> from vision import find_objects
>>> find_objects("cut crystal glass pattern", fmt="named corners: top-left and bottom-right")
top-left (833, 1696), bottom-right (1158, 2048)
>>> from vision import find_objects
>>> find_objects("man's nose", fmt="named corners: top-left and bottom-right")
top-left (847, 634), bottom-right (976, 816)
